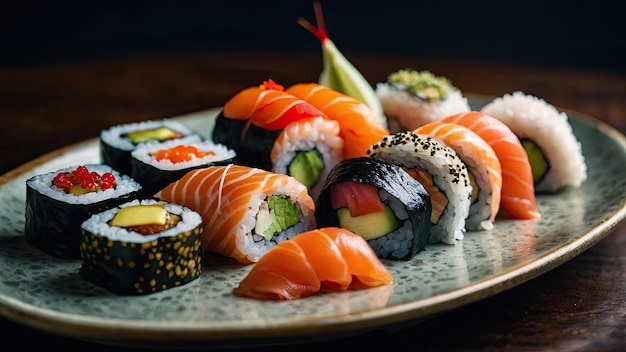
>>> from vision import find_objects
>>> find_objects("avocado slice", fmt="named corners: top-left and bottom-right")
top-left (521, 139), bottom-right (549, 184)
top-left (288, 149), bottom-right (324, 189)
top-left (254, 195), bottom-right (300, 241)
top-left (336, 206), bottom-right (399, 240)
top-left (124, 127), bottom-right (182, 145)
top-left (110, 204), bottom-right (167, 227)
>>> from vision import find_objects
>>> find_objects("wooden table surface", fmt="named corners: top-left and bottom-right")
top-left (0, 52), bottom-right (625, 351)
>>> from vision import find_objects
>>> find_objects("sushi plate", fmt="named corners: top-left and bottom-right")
top-left (0, 94), bottom-right (625, 349)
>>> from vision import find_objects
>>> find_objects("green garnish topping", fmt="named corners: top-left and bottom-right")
top-left (387, 69), bottom-right (453, 100)
top-left (288, 149), bottom-right (324, 189)
top-left (521, 139), bottom-right (549, 184)
top-left (255, 195), bottom-right (300, 241)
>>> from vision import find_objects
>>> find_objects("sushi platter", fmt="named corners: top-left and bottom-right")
top-left (0, 93), bottom-right (624, 348)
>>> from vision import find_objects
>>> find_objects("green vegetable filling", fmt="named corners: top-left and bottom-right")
top-left (287, 149), bottom-right (324, 189)
top-left (124, 127), bottom-right (182, 145)
top-left (336, 206), bottom-right (399, 240)
top-left (521, 139), bottom-right (549, 184)
top-left (254, 195), bottom-right (300, 241)
top-left (387, 68), bottom-right (452, 100)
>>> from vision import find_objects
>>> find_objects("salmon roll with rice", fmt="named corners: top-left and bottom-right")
top-left (270, 116), bottom-right (344, 202)
top-left (367, 131), bottom-right (472, 244)
top-left (480, 91), bottom-right (587, 192)
top-left (414, 121), bottom-right (502, 231)
top-left (155, 164), bottom-right (317, 263)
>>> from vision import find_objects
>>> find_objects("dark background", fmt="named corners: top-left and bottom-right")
top-left (1, 0), bottom-right (625, 73)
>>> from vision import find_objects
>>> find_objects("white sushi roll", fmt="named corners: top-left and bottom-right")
top-left (480, 91), bottom-right (587, 192)
top-left (367, 131), bottom-right (472, 244)
top-left (100, 119), bottom-right (201, 175)
top-left (130, 136), bottom-right (236, 196)
top-left (376, 69), bottom-right (471, 133)
top-left (24, 164), bottom-right (142, 259)
top-left (270, 116), bottom-right (344, 201)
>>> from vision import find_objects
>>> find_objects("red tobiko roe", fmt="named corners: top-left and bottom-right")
top-left (53, 166), bottom-right (116, 193)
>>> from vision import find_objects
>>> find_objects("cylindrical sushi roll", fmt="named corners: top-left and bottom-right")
top-left (441, 111), bottom-right (541, 220)
top-left (414, 121), bottom-right (502, 231)
top-left (315, 157), bottom-right (432, 260)
top-left (367, 131), bottom-right (473, 244)
top-left (376, 68), bottom-right (471, 133)
top-left (285, 82), bottom-right (390, 159)
top-left (154, 164), bottom-right (317, 264)
top-left (100, 118), bottom-right (201, 175)
top-left (24, 164), bottom-right (142, 259)
top-left (130, 136), bottom-right (237, 197)
top-left (270, 116), bottom-right (344, 201)
top-left (212, 79), bottom-right (327, 170)
top-left (480, 91), bottom-right (587, 192)
top-left (80, 199), bottom-right (203, 295)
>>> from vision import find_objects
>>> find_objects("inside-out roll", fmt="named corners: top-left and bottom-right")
top-left (480, 91), bottom-right (587, 192)
top-left (315, 157), bottom-right (432, 260)
top-left (270, 116), bottom-right (344, 202)
top-left (154, 164), bottom-right (317, 264)
top-left (367, 131), bottom-right (473, 244)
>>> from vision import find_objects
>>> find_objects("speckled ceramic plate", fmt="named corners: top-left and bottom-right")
top-left (0, 94), bottom-right (625, 349)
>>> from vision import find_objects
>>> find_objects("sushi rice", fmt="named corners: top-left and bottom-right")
top-left (367, 131), bottom-right (472, 244)
top-left (481, 91), bottom-right (587, 192)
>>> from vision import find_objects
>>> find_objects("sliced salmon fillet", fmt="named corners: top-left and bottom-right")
top-left (442, 111), bottom-right (540, 219)
top-left (233, 227), bottom-right (393, 300)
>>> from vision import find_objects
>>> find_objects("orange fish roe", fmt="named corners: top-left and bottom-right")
top-left (151, 145), bottom-right (215, 163)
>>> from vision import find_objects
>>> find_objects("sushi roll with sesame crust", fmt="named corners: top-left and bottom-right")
top-left (367, 131), bottom-right (473, 244)
top-left (80, 199), bottom-right (203, 295)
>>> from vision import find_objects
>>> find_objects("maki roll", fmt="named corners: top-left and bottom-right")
top-left (270, 116), bottom-right (344, 201)
top-left (367, 131), bottom-right (473, 244)
top-left (376, 68), bottom-right (471, 133)
top-left (80, 199), bottom-right (203, 295)
top-left (100, 119), bottom-right (200, 175)
top-left (316, 157), bottom-right (432, 260)
top-left (285, 83), bottom-right (390, 159)
top-left (130, 136), bottom-right (237, 197)
top-left (25, 164), bottom-right (142, 259)
top-left (480, 91), bottom-right (587, 192)
top-left (212, 79), bottom-right (327, 170)
top-left (414, 121), bottom-right (502, 231)
top-left (155, 164), bottom-right (317, 264)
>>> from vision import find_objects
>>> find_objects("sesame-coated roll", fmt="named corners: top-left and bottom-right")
top-left (80, 199), bottom-right (203, 295)
top-left (367, 131), bottom-right (473, 244)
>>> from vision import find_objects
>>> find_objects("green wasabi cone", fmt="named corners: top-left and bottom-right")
top-left (298, 1), bottom-right (385, 125)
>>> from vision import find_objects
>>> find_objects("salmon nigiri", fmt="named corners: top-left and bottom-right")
top-left (154, 164), bottom-right (316, 264)
top-left (286, 82), bottom-right (390, 159)
top-left (441, 111), bottom-right (541, 219)
top-left (414, 121), bottom-right (502, 230)
top-left (233, 227), bottom-right (393, 300)
top-left (222, 79), bottom-right (327, 131)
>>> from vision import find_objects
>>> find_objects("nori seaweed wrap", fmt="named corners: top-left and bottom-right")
top-left (24, 164), bottom-right (142, 260)
top-left (129, 136), bottom-right (236, 197)
top-left (80, 199), bottom-right (203, 295)
top-left (100, 119), bottom-right (201, 175)
top-left (212, 110), bottom-right (281, 171)
top-left (316, 157), bottom-right (432, 260)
